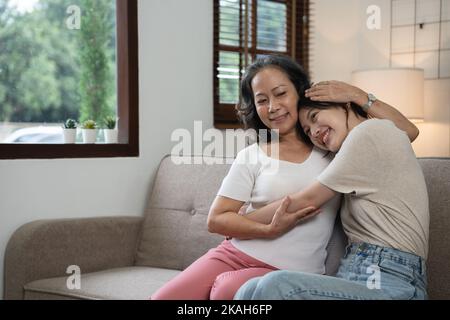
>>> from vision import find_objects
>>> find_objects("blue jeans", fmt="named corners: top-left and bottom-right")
top-left (235, 242), bottom-right (428, 300)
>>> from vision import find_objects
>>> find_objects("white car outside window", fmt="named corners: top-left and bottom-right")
top-left (3, 127), bottom-right (64, 144)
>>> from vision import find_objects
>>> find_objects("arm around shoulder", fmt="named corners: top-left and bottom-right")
top-left (304, 81), bottom-right (419, 142)
top-left (353, 91), bottom-right (420, 142)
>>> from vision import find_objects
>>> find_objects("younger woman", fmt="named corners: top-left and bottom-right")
top-left (235, 90), bottom-right (429, 300)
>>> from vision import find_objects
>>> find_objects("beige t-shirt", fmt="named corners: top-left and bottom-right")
top-left (318, 119), bottom-right (429, 259)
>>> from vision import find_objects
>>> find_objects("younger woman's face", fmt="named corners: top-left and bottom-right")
top-left (299, 107), bottom-right (350, 152)
top-left (251, 67), bottom-right (299, 135)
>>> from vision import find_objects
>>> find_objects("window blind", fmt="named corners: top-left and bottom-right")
top-left (213, 0), bottom-right (311, 128)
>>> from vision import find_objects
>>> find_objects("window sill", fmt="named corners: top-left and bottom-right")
top-left (0, 143), bottom-right (139, 160)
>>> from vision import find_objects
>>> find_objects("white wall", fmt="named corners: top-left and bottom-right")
top-left (0, 0), bottom-right (213, 299)
top-left (312, 0), bottom-right (450, 158)
top-left (310, 0), bottom-right (361, 82)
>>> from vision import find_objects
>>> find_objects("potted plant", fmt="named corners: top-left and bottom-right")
top-left (81, 120), bottom-right (98, 144)
top-left (103, 116), bottom-right (118, 144)
top-left (62, 119), bottom-right (78, 144)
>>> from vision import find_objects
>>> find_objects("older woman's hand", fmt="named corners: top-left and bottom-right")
top-left (305, 80), bottom-right (368, 106)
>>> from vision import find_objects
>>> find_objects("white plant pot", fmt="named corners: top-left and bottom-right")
top-left (82, 129), bottom-right (97, 144)
top-left (104, 129), bottom-right (118, 144)
top-left (63, 129), bottom-right (77, 144)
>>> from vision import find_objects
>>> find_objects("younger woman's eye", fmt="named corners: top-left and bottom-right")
top-left (277, 92), bottom-right (286, 97)
top-left (257, 99), bottom-right (267, 105)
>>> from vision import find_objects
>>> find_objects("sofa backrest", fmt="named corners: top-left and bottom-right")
top-left (419, 158), bottom-right (450, 299)
top-left (135, 155), bottom-right (450, 299)
top-left (135, 156), bottom-right (229, 270)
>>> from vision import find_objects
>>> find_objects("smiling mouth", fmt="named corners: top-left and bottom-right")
top-left (320, 128), bottom-right (330, 146)
top-left (270, 114), bottom-right (288, 122)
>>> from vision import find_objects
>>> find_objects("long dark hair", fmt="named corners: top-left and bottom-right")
top-left (236, 55), bottom-right (311, 143)
top-left (297, 98), bottom-right (369, 145)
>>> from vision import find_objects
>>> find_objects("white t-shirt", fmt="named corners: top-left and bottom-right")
top-left (217, 143), bottom-right (341, 273)
top-left (318, 119), bottom-right (429, 259)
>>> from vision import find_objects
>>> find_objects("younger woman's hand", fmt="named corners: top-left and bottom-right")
top-left (238, 205), bottom-right (249, 215)
top-left (305, 80), bottom-right (367, 106)
top-left (268, 196), bottom-right (321, 239)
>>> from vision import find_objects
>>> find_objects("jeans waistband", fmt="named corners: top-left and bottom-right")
top-left (347, 242), bottom-right (426, 275)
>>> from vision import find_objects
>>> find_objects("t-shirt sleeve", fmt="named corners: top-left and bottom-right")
top-left (318, 122), bottom-right (383, 197)
top-left (217, 147), bottom-right (256, 202)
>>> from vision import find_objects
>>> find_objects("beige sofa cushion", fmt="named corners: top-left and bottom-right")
top-left (419, 158), bottom-right (450, 300)
top-left (24, 267), bottom-right (180, 300)
top-left (135, 156), bottom-right (230, 270)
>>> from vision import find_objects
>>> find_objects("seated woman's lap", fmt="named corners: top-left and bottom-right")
top-left (151, 240), bottom-right (277, 300)
top-left (210, 268), bottom-right (274, 300)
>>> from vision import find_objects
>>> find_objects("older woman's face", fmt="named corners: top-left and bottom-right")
top-left (251, 67), bottom-right (299, 136)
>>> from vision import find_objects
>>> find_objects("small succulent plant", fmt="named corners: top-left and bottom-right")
top-left (81, 120), bottom-right (97, 130)
top-left (63, 119), bottom-right (77, 129)
top-left (104, 116), bottom-right (118, 130)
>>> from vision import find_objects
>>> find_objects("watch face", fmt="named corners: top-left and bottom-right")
top-left (369, 93), bottom-right (377, 102)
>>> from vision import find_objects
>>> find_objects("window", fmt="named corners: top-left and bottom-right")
top-left (0, 0), bottom-right (138, 159)
top-left (213, 0), bottom-right (310, 128)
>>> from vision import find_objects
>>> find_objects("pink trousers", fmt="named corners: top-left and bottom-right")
top-left (151, 240), bottom-right (277, 300)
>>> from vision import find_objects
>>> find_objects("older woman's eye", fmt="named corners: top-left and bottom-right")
top-left (257, 99), bottom-right (267, 105)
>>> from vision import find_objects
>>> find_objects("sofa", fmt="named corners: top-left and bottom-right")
top-left (4, 155), bottom-right (450, 300)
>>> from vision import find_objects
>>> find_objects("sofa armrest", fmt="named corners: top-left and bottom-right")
top-left (4, 216), bottom-right (144, 300)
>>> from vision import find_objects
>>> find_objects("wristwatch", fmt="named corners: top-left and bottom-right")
top-left (361, 93), bottom-right (377, 112)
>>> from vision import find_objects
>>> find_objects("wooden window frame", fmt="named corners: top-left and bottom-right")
top-left (0, 0), bottom-right (139, 160)
top-left (213, 0), bottom-right (310, 129)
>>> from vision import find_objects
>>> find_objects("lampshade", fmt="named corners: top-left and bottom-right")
top-left (351, 68), bottom-right (425, 122)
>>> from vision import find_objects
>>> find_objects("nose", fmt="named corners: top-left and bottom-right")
top-left (268, 101), bottom-right (280, 113)
top-left (311, 125), bottom-right (320, 138)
